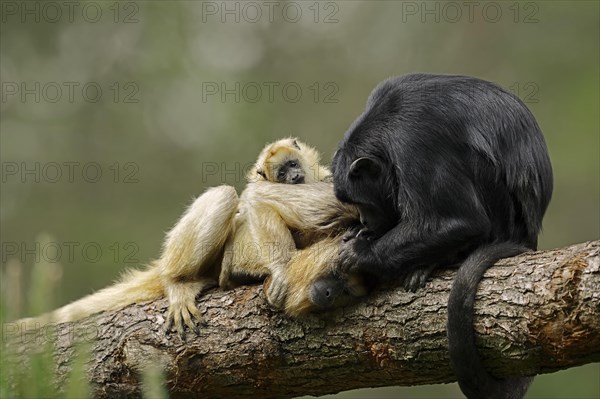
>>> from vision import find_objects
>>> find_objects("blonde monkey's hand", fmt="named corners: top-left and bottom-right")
top-left (264, 268), bottom-right (288, 310)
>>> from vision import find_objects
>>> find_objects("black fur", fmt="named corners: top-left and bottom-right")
top-left (328, 74), bottom-right (553, 399)
top-left (449, 242), bottom-right (533, 399)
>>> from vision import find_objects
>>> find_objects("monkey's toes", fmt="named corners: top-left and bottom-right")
top-left (402, 273), bottom-right (425, 292)
top-left (401, 264), bottom-right (437, 292)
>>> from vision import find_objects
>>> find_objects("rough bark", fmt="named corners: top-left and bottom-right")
top-left (4, 241), bottom-right (599, 399)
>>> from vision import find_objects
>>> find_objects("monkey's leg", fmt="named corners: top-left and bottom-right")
top-left (218, 212), bottom-right (259, 291)
top-left (219, 189), bottom-right (328, 294)
top-left (217, 220), bottom-right (271, 291)
top-left (159, 185), bottom-right (238, 336)
top-left (218, 231), bottom-right (237, 290)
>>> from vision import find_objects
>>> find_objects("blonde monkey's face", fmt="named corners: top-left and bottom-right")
top-left (257, 139), bottom-right (305, 184)
top-left (251, 138), bottom-right (328, 184)
top-left (271, 158), bottom-right (305, 184)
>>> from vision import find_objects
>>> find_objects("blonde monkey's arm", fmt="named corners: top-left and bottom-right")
top-left (243, 182), bottom-right (358, 232)
top-left (159, 185), bottom-right (239, 335)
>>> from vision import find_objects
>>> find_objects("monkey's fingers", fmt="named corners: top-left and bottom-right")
top-left (173, 309), bottom-right (185, 339)
top-left (265, 271), bottom-right (288, 310)
top-left (336, 245), bottom-right (359, 274)
top-left (342, 227), bottom-right (360, 242)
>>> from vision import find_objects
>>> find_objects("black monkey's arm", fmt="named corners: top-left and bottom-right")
top-left (339, 169), bottom-right (493, 280)
top-left (383, 218), bottom-right (485, 264)
top-left (340, 212), bottom-right (490, 289)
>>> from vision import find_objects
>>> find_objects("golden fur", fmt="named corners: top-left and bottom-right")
top-left (265, 236), bottom-right (367, 316)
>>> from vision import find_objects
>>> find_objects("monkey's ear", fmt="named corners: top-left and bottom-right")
top-left (349, 157), bottom-right (379, 178)
top-left (292, 139), bottom-right (301, 150)
top-left (256, 169), bottom-right (267, 179)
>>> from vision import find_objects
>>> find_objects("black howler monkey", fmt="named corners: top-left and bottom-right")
top-left (326, 74), bottom-right (553, 399)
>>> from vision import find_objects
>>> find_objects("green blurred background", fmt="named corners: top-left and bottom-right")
top-left (1, 1), bottom-right (598, 398)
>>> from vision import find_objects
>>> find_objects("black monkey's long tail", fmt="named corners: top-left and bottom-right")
top-left (448, 242), bottom-right (533, 399)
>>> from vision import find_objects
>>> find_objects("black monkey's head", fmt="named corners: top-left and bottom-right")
top-left (332, 154), bottom-right (393, 236)
top-left (331, 88), bottom-right (401, 237)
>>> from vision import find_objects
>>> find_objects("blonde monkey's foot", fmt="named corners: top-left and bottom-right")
top-left (163, 280), bottom-right (215, 339)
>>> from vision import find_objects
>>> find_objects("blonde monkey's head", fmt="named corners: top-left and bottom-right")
top-left (248, 138), bottom-right (332, 184)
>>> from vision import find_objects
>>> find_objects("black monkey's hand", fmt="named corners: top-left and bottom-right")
top-left (337, 233), bottom-right (375, 274)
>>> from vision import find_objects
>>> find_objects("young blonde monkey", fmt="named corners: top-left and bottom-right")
top-left (18, 138), bottom-right (357, 336)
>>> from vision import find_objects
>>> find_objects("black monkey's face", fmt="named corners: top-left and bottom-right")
top-left (276, 159), bottom-right (305, 184)
top-left (332, 153), bottom-right (396, 237)
top-left (355, 204), bottom-right (389, 238)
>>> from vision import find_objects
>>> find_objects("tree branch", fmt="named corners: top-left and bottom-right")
top-left (5, 241), bottom-right (600, 399)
